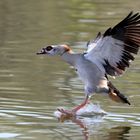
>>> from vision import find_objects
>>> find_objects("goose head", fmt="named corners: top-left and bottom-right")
top-left (37, 44), bottom-right (71, 56)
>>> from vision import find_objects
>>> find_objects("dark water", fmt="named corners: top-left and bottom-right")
top-left (0, 0), bottom-right (140, 139)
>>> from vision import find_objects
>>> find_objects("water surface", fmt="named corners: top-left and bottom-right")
top-left (0, 0), bottom-right (140, 140)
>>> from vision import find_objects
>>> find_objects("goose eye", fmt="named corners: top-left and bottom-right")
top-left (46, 46), bottom-right (53, 51)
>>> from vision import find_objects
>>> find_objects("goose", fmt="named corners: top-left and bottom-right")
top-left (37, 12), bottom-right (140, 117)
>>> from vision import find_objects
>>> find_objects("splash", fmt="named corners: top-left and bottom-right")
top-left (54, 103), bottom-right (106, 119)
top-left (76, 103), bottom-right (106, 116)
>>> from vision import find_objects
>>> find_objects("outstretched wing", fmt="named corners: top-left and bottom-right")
top-left (84, 11), bottom-right (140, 77)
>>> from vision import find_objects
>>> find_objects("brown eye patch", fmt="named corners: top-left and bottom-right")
top-left (46, 46), bottom-right (53, 51)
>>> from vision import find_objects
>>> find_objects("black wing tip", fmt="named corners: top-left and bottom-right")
top-left (103, 11), bottom-right (140, 37)
top-left (126, 11), bottom-right (134, 19)
top-left (115, 11), bottom-right (140, 27)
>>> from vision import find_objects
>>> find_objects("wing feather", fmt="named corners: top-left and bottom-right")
top-left (84, 11), bottom-right (140, 77)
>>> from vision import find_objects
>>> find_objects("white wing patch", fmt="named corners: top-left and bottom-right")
top-left (84, 12), bottom-right (140, 76)
top-left (85, 36), bottom-right (124, 72)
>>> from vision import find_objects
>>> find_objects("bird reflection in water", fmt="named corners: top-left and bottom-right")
top-left (56, 112), bottom-right (104, 140)
top-left (55, 112), bottom-right (131, 140)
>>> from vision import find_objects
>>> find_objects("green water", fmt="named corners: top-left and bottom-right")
top-left (0, 0), bottom-right (139, 139)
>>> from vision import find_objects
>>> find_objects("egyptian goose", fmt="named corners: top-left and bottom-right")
top-left (37, 12), bottom-right (140, 116)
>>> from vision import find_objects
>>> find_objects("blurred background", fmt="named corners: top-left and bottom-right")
top-left (0, 0), bottom-right (139, 139)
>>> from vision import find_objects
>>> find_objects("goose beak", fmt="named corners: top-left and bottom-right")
top-left (36, 48), bottom-right (47, 55)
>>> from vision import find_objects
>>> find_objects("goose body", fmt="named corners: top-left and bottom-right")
top-left (62, 52), bottom-right (108, 95)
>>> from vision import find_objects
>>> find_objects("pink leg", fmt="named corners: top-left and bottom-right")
top-left (72, 96), bottom-right (89, 112)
